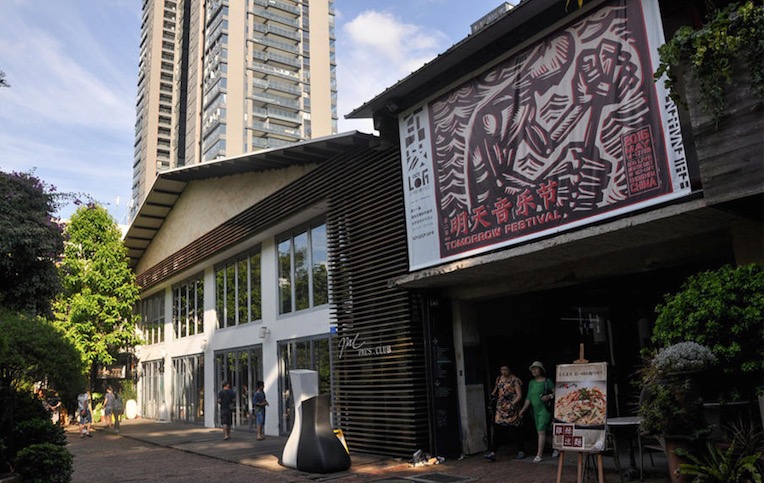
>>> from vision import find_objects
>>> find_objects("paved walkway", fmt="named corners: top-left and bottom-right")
top-left (67, 419), bottom-right (671, 482)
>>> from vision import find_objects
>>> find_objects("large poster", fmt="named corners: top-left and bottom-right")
top-left (400, 0), bottom-right (690, 270)
top-left (552, 362), bottom-right (608, 453)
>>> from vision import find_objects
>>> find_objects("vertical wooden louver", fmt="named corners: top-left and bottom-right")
top-left (327, 147), bottom-right (430, 458)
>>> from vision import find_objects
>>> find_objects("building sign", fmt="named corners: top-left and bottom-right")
top-left (552, 362), bottom-right (607, 452)
top-left (97, 365), bottom-right (126, 379)
top-left (399, 0), bottom-right (690, 271)
top-left (337, 333), bottom-right (393, 360)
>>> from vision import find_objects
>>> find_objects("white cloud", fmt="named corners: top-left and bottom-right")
top-left (336, 10), bottom-right (450, 132)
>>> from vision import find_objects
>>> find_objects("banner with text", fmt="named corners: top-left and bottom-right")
top-left (399, 0), bottom-right (690, 270)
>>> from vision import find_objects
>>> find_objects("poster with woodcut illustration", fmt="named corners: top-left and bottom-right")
top-left (552, 362), bottom-right (607, 453)
top-left (399, 0), bottom-right (691, 271)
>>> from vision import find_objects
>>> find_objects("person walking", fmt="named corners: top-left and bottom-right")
top-left (519, 361), bottom-right (559, 462)
top-left (103, 386), bottom-right (116, 430)
top-left (77, 390), bottom-right (93, 438)
top-left (253, 380), bottom-right (269, 441)
top-left (484, 363), bottom-right (525, 462)
top-left (217, 381), bottom-right (236, 440)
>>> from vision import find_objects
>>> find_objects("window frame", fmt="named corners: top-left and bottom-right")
top-left (215, 247), bottom-right (262, 329)
top-left (276, 219), bottom-right (328, 315)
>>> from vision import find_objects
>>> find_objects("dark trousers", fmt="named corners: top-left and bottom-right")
top-left (490, 423), bottom-right (525, 454)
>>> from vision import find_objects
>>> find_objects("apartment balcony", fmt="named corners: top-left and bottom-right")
top-left (251, 9), bottom-right (298, 28)
top-left (252, 50), bottom-right (299, 69)
top-left (249, 120), bottom-right (301, 141)
top-left (249, 61), bottom-right (299, 81)
top-left (250, 91), bottom-right (300, 110)
top-left (251, 22), bottom-right (299, 42)
top-left (253, 0), bottom-right (300, 16)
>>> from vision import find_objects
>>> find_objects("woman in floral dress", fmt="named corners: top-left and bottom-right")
top-left (484, 363), bottom-right (525, 461)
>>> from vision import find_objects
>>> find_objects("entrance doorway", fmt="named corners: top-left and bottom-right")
top-left (214, 345), bottom-right (264, 428)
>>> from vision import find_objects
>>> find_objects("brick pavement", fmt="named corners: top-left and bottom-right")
top-left (66, 419), bottom-right (671, 482)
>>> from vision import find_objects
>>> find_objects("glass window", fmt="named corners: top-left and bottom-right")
top-left (277, 221), bottom-right (329, 315)
top-left (311, 224), bottom-right (328, 306)
top-left (140, 293), bottom-right (165, 345)
top-left (294, 231), bottom-right (309, 311)
top-left (215, 248), bottom-right (262, 328)
top-left (278, 239), bottom-right (292, 314)
top-left (172, 274), bottom-right (204, 339)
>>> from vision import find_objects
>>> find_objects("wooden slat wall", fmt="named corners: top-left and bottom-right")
top-left (135, 145), bottom-right (431, 457)
top-left (327, 148), bottom-right (430, 458)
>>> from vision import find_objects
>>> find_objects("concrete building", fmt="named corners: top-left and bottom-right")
top-left (132, 0), bottom-right (337, 218)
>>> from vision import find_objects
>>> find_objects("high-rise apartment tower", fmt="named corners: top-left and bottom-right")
top-left (132, 0), bottom-right (337, 217)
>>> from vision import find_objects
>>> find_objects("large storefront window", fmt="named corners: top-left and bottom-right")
top-left (140, 359), bottom-right (164, 420)
top-left (139, 292), bottom-right (165, 345)
top-left (215, 250), bottom-right (261, 328)
top-left (278, 336), bottom-right (331, 435)
top-left (278, 222), bottom-right (328, 315)
top-left (214, 346), bottom-right (263, 428)
top-left (172, 354), bottom-right (204, 423)
top-left (172, 274), bottom-right (204, 339)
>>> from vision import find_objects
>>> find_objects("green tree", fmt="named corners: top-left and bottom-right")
top-left (0, 308), bottom-right (85, 454)
top-left (54, 205), bottom-right (141, 385)
top-left (0, 171), bottom-right (64, 316)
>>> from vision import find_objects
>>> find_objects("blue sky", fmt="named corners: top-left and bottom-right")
top-left (0, 0), bottom-right (506, 222)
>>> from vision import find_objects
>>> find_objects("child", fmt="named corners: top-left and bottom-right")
top-left (253, 380), bottom-right (269, 440)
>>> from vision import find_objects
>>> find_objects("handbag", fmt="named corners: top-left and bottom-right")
top-left (543, 379), bottom-right (554, 412)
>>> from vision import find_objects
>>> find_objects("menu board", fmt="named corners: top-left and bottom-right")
top-left (552, 362), bottom-right (608, 453)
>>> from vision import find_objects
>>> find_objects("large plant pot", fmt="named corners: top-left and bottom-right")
top-left (664, 437), bottom-right (697, 483)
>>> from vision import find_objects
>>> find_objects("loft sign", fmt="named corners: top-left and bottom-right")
top-left (337, 333), bottom-right (392, 360)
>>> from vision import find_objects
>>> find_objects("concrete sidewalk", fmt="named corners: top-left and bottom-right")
top-left (72, 419), bottom-right (671, 482)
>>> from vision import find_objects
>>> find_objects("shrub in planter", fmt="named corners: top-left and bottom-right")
top-left (14, 443), bottom-right (73, 483)
top-left (638, 342), bottom-right (714, 440)
top-left (652, 264), bottom-right (764, 401)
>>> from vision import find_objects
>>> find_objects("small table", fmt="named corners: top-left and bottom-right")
top-left (606, 416), bottom-right (641, 481)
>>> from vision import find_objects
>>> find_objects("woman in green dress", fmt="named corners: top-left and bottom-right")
top-left (519, 361), bottom-right (558, 462)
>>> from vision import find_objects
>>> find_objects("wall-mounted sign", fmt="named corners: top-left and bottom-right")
top-left (337, 333), bottom-right (392, 360)
top-left (552, 362), bottom-right (608, 452)
top-left (399, 0), bottom-right (690, 271)
top-left (97, 365), bottom-right (126, 379)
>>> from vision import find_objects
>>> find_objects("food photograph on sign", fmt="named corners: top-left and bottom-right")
top-left (554, 381), bottom-right (608, 427)
top-left (552, 362), bottom-right (608, 452)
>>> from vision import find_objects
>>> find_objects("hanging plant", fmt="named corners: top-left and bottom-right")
top-left (654, 1), bottom-right (764, 124)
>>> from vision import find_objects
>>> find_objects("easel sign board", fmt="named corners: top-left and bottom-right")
top-left (552, 362), bottom-right (608, 453)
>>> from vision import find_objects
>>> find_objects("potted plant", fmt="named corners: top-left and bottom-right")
top-left (677, 418), bottom-right (764, 483)
top-left (639, 342), bottom-right (716, 483)
top-left (652, 264), bottom-right (764, 403)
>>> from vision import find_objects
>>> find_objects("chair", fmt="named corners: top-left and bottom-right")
top-left (637, 432), bottom-right (664, 481)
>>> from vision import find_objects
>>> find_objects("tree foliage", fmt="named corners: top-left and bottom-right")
top-left (0, 308), bottom-right (85, 450)
top-left (0, 171), bottom-right (64, 316)
top-left (54, 205), bottom-right (141, 384)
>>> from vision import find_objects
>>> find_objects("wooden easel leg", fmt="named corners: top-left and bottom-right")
top-left (556, 451), bottom-right (565, 483)
top-left (577, 452), bottom-right (584, 483)
top-left (597, 453), bottom-right (606, 483)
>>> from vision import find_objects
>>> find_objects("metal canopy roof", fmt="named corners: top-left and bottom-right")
top-left (124, 131), bottom-right (378, 266)
top-left (346, 0), bottom-right (569, 120)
